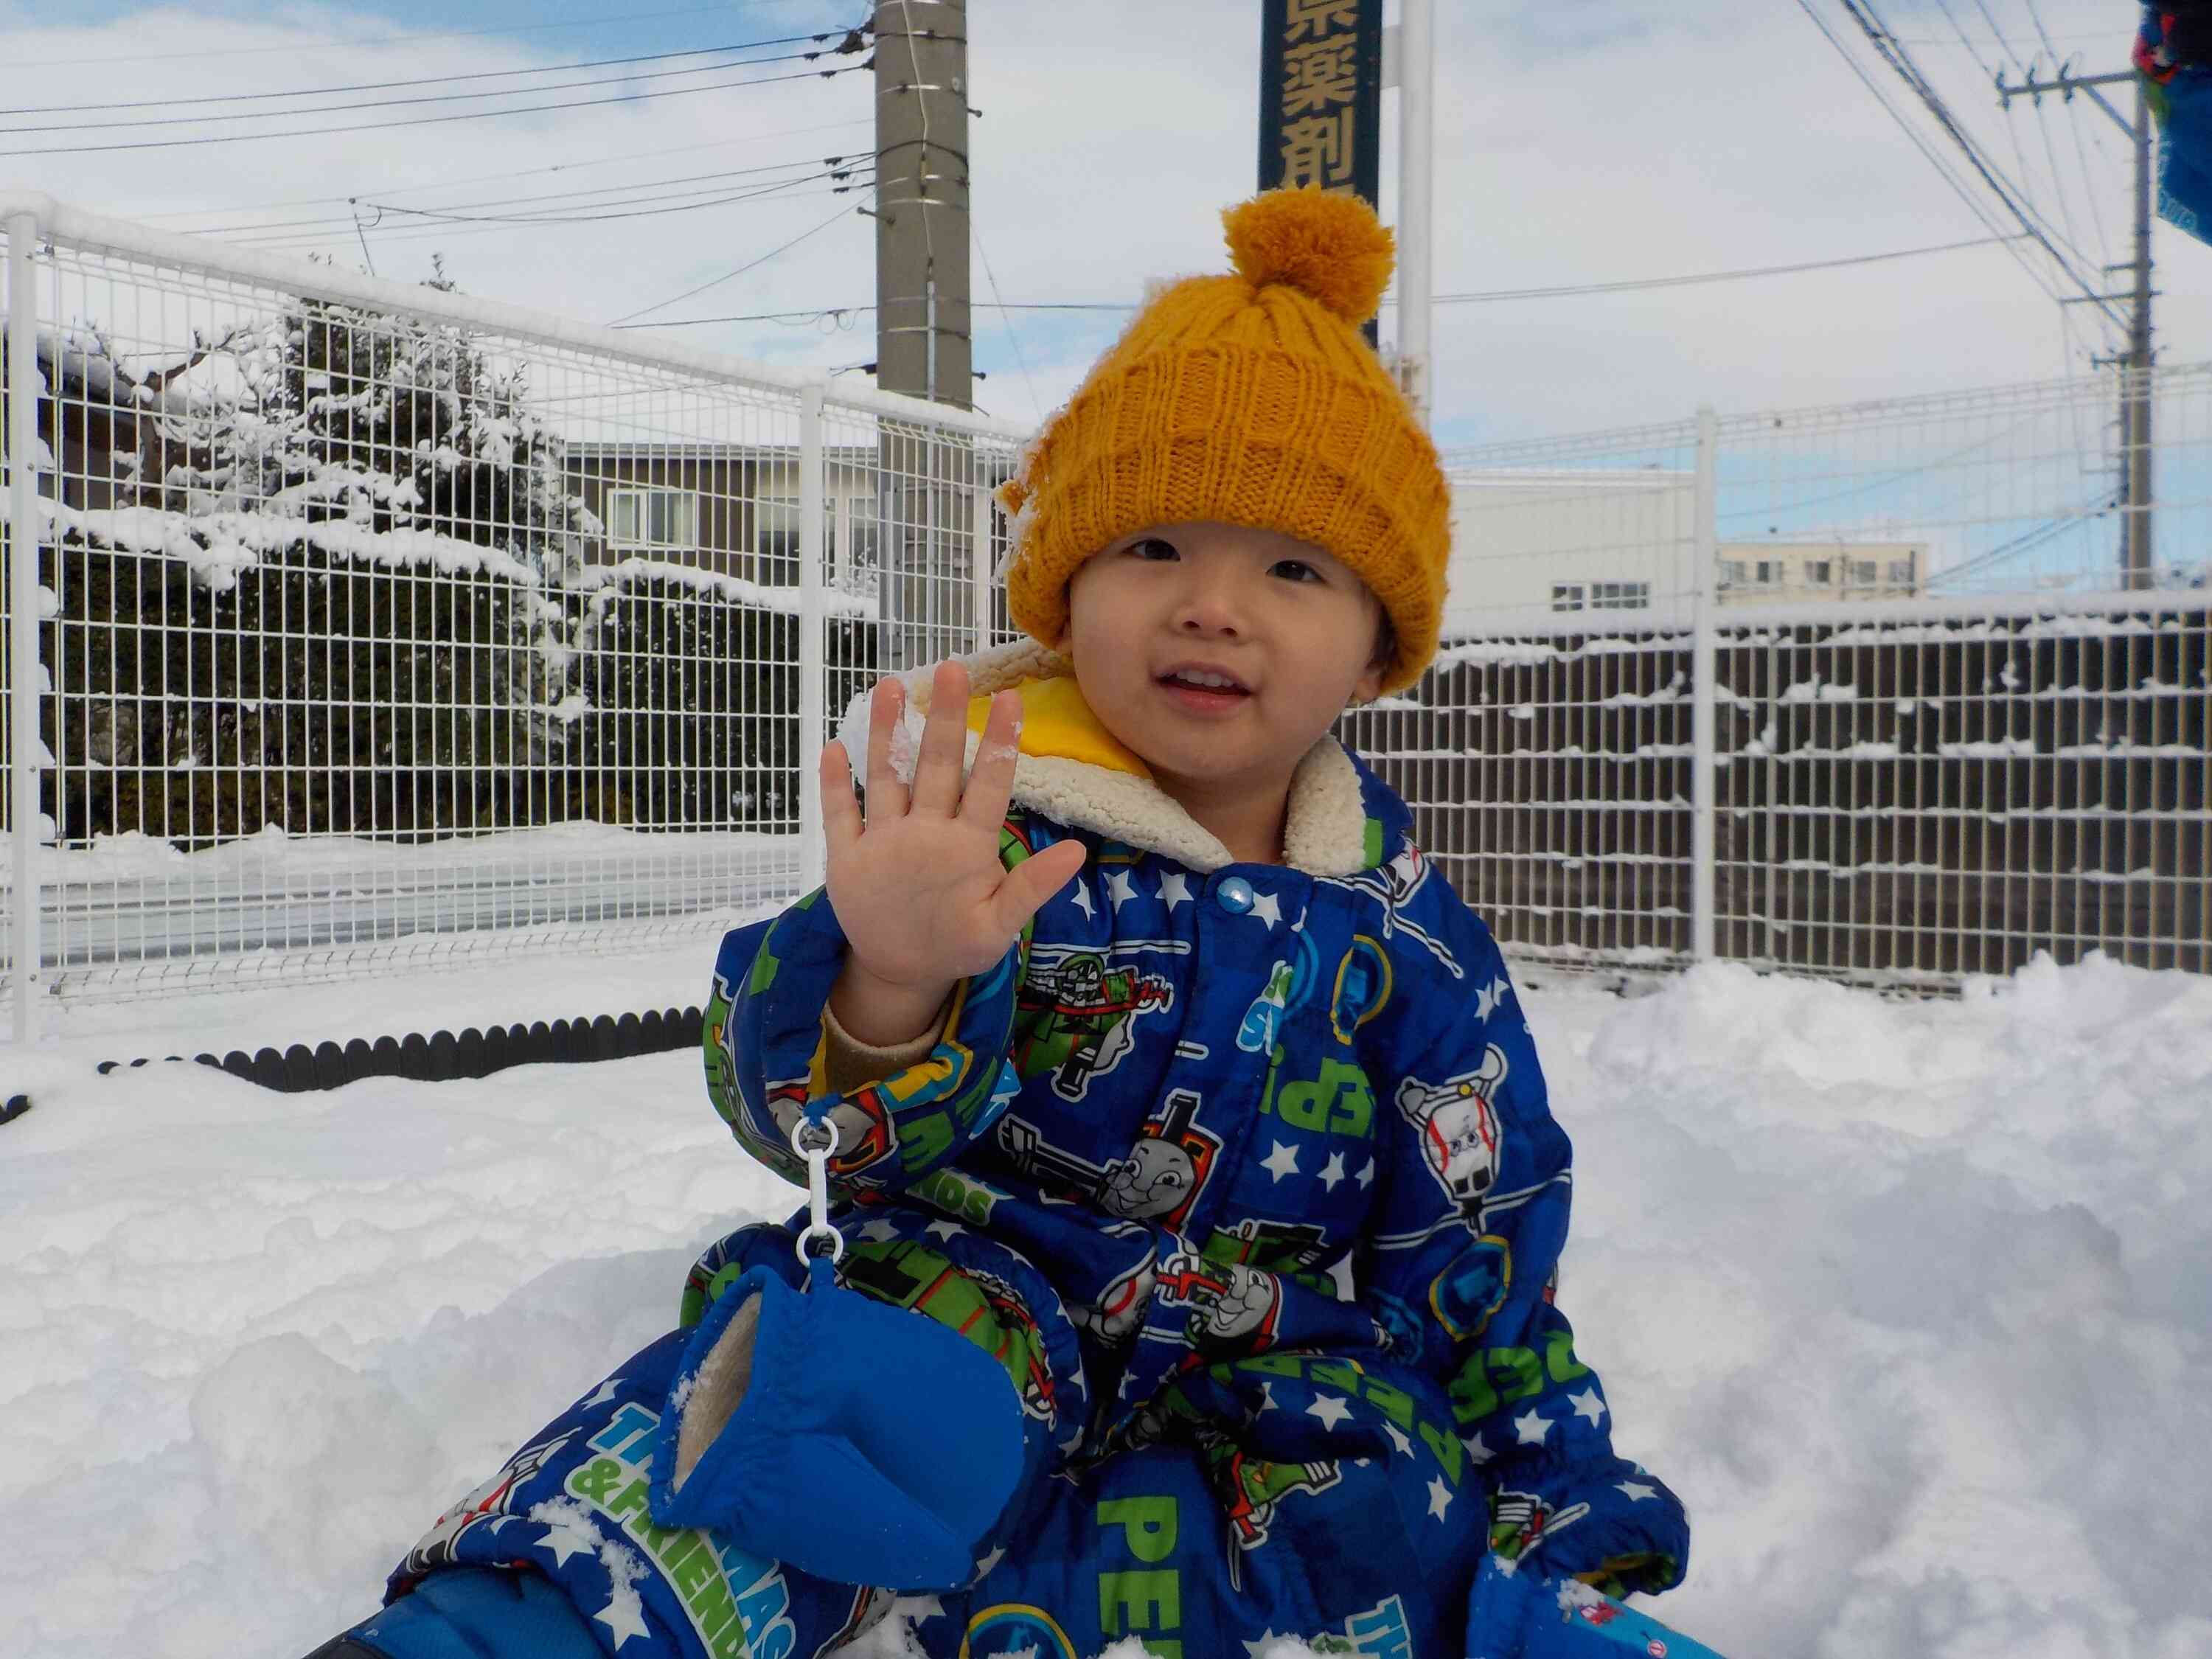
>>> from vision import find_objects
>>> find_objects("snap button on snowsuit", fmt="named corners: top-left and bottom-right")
top-left (1214, 875), bottom-right (1256, 914)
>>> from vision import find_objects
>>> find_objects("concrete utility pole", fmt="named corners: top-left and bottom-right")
top-left (871, 0), bottom-right (973, 669)
top-left (872, 0), bottom-right (972, 408)
top-left (2000, 65), bottom-right (2156, 588)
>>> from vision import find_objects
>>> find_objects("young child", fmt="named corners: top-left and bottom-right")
top-left (309, 187), bottom-right (1688, 1659)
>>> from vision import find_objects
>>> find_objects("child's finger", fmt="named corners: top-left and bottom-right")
top-left (909, 660), bottom-right (972, 818)
top-left (992, 838), bottom-right (1088, 934)
top-left (821, 740), bottom-right (863, 858)
top-left (863, 676), bottom-right (910, 823)
top-left (958, 689), bottom-right (1022, 830)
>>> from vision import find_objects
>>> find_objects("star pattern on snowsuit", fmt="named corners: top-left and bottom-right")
top-left (1306, 1391), bottom-right (1353, 1430)
top-left (594, 1591), bottom-right (651, 1649)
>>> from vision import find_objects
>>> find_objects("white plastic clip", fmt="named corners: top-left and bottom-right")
top-left (790, 1115), bottom-right (844, 1267)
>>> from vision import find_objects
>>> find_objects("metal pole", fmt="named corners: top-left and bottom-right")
top-left (970, 484), bottom-right (994, 652)
top-left (2126, 75), bottom-right (2155, 588)
top-left (6, 212), bottom-right (44, 1042)
top-left (798, 383), bottom-right (828, 895)
top-left (1690, 405), bottom-right (1719, 962)
top-left (1396, 0), bottom-right (1435, 422)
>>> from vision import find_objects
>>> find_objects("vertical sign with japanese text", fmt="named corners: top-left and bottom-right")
top-left (1259, 0), bottom-right (1384, 337)
top-left (1259, 0), bottom-right (1383, 204)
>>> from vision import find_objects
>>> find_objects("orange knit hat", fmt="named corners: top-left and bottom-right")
top-left (996, 186), bottom-right (1451, 695)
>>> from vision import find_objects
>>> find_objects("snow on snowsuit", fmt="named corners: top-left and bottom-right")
top-left (382, 643), bottom-right (1689, 1659)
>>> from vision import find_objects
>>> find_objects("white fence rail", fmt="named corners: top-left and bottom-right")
top-left (1, 193), bottom-right (1026, 1038)
top-left (5, 195), bottom-right (2210, 1040)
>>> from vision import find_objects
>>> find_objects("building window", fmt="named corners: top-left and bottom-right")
top-left (1850, 558), bottom-right (1879, 586)
top-left (1806, 559), bottom-right (1832, 585)
top-left (605, 487), bottom-right (698, 552)
top-left (756, 495), bottom-right (801, 585)
top-left (1591, 580), bottom-right (1649, 611)
top-left (1720, 560), bottom-right (1746, 587)
top-left (1551, 582), bottom-right (1586, 613)
top-left (1756, 560), bottom-right (1781, 585)
top-left (1887, 557), bottom-right (1915, 584)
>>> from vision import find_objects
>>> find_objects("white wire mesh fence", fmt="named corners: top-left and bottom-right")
top-left (1, 195), bottom-right (1024, 1033)
top-left (1345, 366), bottom-right (2212, 986)
top-left (6, 194), bottom-right (2209, 1038)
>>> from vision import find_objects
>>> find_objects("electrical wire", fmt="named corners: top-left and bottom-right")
top-left (0, 59), bottom-right (870, 158)
top-left (131, 120), bottom-right (874, 226)
top-left (0, 2), bottom-right (799, 69)
top-left (619, 233), bottom-right (2033, 329)
top-left (1846, 0), bottom-right (2112, 313)
top-left (605, 201), bottom-right (865, 325)
top-left (237, 180), bottom-right (872, 255)
top-left (0, 44), bottom-right (844, 136)
top-left (185, 154), bottom-right (873, 238)
top-left (0, 31), bottom-right (849, 117)
top-left (973, 220), bottom-right (1044, 424)
top-left (1792, 0), bottom-right (2101, 324)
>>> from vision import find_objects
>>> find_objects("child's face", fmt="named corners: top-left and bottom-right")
top-left (1057, 520), bottom-right (1385, 797)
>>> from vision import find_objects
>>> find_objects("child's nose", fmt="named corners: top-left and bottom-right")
top-left (1172, 570), bottom-right (1250, 637)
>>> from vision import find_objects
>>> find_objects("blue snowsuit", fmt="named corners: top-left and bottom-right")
top-left (376, 646), bottom-right (1688, 1659)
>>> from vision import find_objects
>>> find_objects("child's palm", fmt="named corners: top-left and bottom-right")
top-left (824, 663), bottom-right (1085, 990)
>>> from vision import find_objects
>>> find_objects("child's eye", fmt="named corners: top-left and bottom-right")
top-left (1127, 537), bottom-right (1179, 561)
top-left (1270, 559), bottom-right (1322, 582)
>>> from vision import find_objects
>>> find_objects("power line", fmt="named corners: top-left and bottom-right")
top-left (973, 221), bottom-right (1043, 423)
top-left (0, 43), bottom-right (852, 136)
top-left (1837, 0), bottom-right (2117, 321)
top-left (185, 153), bottom-right (872, 238)
top-left (619, 233), bottom-right (2031, 329)
top-left (131, 119), bottom-right (874, 225)
top-left (0, 30), bottom-right (850, 117)
top-left (352, 164), bottom-right (876, 230)
top-left (1791, 0), bottom-right (2103, 324)
top-left (236, 180), bottom-right (872, 255)
top-left (0, 59), bottom-right (871, 158)
top-left (0, 2), bottom-right (796, 69)
top-left (605, 201), bottom-right (866, 325)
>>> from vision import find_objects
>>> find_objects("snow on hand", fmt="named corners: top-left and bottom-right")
top-left (4, 952), bottom-right (2211, 1658)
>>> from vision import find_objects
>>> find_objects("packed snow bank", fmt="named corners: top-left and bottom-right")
top-left (4, 953), bottom-right (2211, 1658)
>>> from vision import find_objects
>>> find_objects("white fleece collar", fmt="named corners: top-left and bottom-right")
top-left (835, 638), bottom-right (1377, 877)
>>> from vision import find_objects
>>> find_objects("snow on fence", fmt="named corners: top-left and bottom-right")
top-left (1, 195), bottom-right (1026, 1037)
top-left (1346, 375), bottom-right (2212, 985)
top-left (5, 195), bottom-right (2211, 1038)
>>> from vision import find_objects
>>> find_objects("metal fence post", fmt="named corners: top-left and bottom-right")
top-left (6, 211), bottom-right (44, 1043)
top-left (1690, 404), bottom-right (1719, 963)
top-left (971, 484), bottom-right (995, 650)
top-left (797, 383), bottom-right (828, 895)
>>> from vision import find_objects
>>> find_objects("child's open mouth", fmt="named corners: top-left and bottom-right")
top-left (1157, 667), bottom-right (1253, 714)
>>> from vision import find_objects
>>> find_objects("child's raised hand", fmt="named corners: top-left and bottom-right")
top-left (822, 663), bottom-right (1087, 1017)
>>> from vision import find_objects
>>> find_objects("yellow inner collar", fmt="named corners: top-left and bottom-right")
top-left (963, 673), bottom-right (1153, 780)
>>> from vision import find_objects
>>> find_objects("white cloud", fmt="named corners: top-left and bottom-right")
top-left (1, 0), bottom-right (2199, 443)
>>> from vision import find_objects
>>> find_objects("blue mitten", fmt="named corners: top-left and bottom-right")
top-left (648, 1263), bottom-right (1026, 1593)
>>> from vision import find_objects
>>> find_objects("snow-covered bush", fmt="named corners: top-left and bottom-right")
top-left (27, 296), bottom-right (871, 847)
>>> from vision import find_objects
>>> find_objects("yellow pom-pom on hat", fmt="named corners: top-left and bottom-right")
top-left (1222, 186), bottom-right (1396, 323)
top-left (998, 185), bottom-right (1451, 695)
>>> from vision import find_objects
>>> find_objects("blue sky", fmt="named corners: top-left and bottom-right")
top-left (2, 0), bottom-right (2206, 583)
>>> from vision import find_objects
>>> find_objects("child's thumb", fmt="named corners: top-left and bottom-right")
top-left (996, 839), bottom-right (1088, 930)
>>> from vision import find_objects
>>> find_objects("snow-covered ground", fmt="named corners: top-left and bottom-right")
top-left (6, 947), bottom-right (2212, 1659)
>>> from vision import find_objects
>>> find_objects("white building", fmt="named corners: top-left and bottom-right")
top-left (1441, 467), bottom-right (1926, 635)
